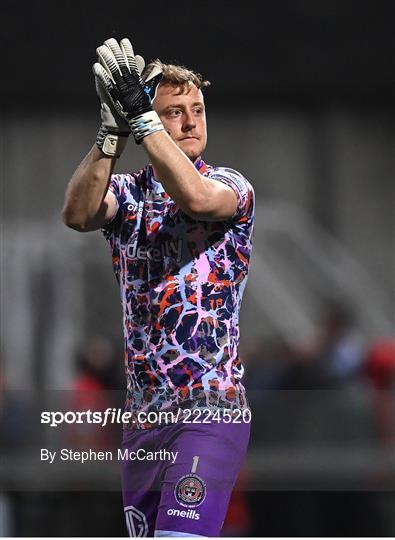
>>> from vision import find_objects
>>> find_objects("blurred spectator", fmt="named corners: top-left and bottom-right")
top-left (363, 338), bottom-right (395, 446)
top-left (243, 298), bottom-right (365, 393)
top-left (280, 298), bottom-right (364, 389)
top-left (311, 298), bottom-right (364, 380)
top-left (242, 338), bottom-right (292, 391)
top-left (65, 335), bottom-right (124, 451)
top-left (242, 303), bottom-right (394, 536)
top-left (74, 334), bottom-right (124, 391)
top-left (40, 336), bottom-right (127, 537)
top-left (0, 367), bottom-right (38, 451)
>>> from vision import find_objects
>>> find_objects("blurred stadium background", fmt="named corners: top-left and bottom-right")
top-left (1, 0), bottom-right (394, 536)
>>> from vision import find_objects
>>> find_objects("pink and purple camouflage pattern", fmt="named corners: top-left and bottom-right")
top-left (102, 159), bottom-right (254, 427)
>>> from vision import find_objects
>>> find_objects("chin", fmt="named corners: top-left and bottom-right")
top-left (180, 148), bottom-right (198, 161)
top-left (185, 151), bottom-right (199, 161)
top-left (180, 143), bottom-right (205, 162)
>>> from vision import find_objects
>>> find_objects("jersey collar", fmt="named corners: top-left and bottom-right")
top-left (194, 158), bottom-right (208, 174)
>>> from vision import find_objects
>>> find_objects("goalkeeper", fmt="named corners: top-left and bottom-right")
top-left (62, 37), bottom-right (254, 538)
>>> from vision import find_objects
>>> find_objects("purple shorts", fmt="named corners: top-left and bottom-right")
top-left (121, 419), bottom-right (250, 537)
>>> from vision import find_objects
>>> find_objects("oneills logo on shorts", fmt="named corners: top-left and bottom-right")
top-left (126, 239), bottom-right (183, 262)
top-left (174, 474), bottom-right (206, 508)
top-left (167, 508), bottom-right (200, 520)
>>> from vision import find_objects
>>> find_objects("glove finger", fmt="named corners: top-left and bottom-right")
top-left (94, 74), bottom-right (112, 108)
top-left (93, 62), bottom-right (123, 103)
top-left (98, 44), bottom-right (127, 89)
top-left (135, 55), bottom-right (145, 76)
top-left (93, 62), bottom-right (113, 90)
top-left (93, 63), bottom-right (125, 120)
top-left (120, 38), bottom-right (139, 73)
top-left (117, 39), bottom-right (145, 90)
top-left (142, 64), bottom-right (163, 83)
top-left (96, 44), bottom-right (121, 81)
top-left (104, 38), bottom-right (129, 71)
top-left (93, 66), bottom-right (130, 132)
top-left (94, 73), bottom-right (106, 101)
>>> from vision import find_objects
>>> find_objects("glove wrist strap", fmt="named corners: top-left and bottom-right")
top-left (96, 126), bottom-right (129, 157)
top-left (129, 111), bottom-right (164, 144)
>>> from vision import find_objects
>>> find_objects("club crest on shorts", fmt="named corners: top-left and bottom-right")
top-left (174, 474), bottom-right (206, 508)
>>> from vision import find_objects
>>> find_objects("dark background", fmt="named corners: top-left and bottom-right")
top-left (3, 0), bottom-right (394, 106)
top-left (1, 0), bottom-right (395, 537)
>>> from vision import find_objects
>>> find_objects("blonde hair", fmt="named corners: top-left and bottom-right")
top-left (143, 59), bottom-right (211, 93)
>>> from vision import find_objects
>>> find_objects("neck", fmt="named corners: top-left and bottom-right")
top-left (151, 155), bottom-right (202, 179)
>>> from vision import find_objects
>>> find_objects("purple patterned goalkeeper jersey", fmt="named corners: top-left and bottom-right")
top-left (102, 159), bottom-right (254, 423)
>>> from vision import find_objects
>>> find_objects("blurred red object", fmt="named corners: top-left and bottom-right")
top-left (364, 338), bottom-right (395, 448)
top-left (222, 467), bottom-right (251, 536)
top-left (364, 338), bottom-right (395, 389)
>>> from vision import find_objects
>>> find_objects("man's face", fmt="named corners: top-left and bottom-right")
top-left (153, 83), bottom-right (207, 162)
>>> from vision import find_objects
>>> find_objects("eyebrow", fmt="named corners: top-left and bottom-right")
top-left (163, 102), bottom-right (205, 111)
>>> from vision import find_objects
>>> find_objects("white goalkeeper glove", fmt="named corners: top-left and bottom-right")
top-left (94, 37), bottom-right (163, 153)
top-left (94, 39), bottom-right (146, 157)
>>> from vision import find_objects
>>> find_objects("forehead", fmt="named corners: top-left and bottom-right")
top-left (154, 83), bottom-right (204, 107)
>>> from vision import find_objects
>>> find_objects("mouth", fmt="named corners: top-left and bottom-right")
top-left (179, 136), bottom-right (199, 141)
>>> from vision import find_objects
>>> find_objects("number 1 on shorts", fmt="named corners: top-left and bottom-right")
top-left (191, 455), bottom-right (199, 473)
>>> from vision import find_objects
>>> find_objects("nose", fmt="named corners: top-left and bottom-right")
top-left (182, 110), bottom-right (196, 131)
